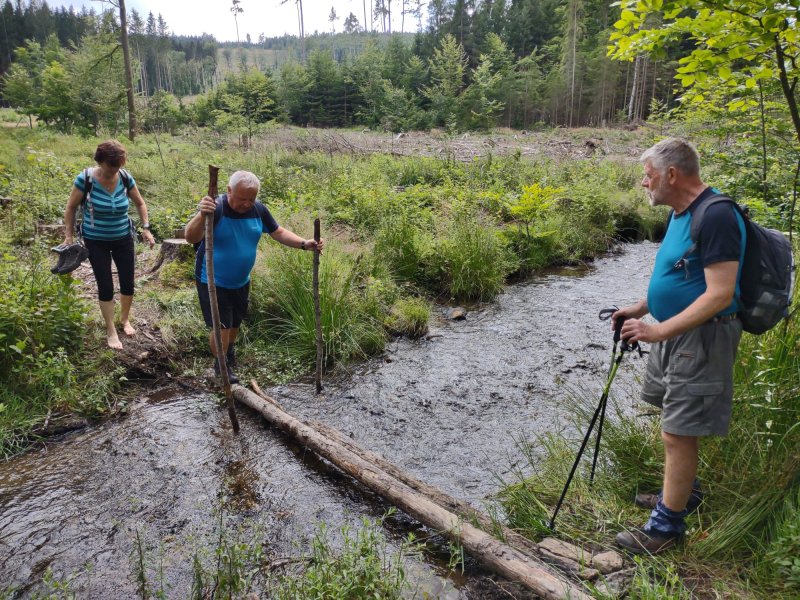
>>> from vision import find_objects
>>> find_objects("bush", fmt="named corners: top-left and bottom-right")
top-left (0, 248), bottom-right (87, 373)
top-left (273, 519), bottom-right (414, 600)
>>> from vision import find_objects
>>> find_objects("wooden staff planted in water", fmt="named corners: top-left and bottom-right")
top-left (313, 217), bottom-right (323, 394)
top-left (205, 165), bottom-right (240, 433)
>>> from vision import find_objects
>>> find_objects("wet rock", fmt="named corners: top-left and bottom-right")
top-left (446, 307), bottom-right (467, 320)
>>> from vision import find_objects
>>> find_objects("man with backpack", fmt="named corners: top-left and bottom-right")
top-left (611, 138), bottom-right (747, 554)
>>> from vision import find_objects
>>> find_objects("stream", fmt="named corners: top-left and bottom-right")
top-left (0, 242), bottom-right (658, 598)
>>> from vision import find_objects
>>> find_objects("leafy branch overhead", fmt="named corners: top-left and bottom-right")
top-left (609, 0), bottom-right (800, 142)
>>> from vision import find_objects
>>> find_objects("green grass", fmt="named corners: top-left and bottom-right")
top-left (386, 297), bottom-right (431, 338)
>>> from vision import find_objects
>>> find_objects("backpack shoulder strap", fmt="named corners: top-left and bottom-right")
top-left (688, 193), bottom-right (742, 245)
top-left (119, 168), bottom-right (132, 192)
top-left (81, 167), bottom-right (93, 206)
top-left (674, 192), bottom-right (742, 278)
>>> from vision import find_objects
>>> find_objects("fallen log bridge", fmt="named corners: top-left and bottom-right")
top-left (233, 384), bottom-right (593, 600)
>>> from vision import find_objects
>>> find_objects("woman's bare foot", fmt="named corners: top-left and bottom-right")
top-left (122, 320), bottom-right (136, 336)
top-left (107, 331), bottom-right (123, 350)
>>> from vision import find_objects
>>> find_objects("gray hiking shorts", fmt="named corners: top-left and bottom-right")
top-left (641, 318), bottom-right (742, 436)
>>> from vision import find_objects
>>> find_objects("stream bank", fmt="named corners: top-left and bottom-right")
top-left (0, 242), bottom-right (658, 598)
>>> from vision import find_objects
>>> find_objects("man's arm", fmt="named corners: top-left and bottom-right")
top-left (185, 196), bottom-right (216, 244)
top-left (621, 260), bottom-right (739, 343)
top-left (269, 226), bottom-right (324, 253)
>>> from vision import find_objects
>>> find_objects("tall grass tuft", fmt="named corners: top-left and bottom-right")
top-left (249, 243), bottom-right (386, 367)
top-left (429, 212), bottom-right (515, 301)
top-left (386, 297), bottom-right (431, 338)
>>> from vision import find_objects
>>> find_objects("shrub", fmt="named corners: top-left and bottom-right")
top-left (273, 519), bottom-right (413, 600)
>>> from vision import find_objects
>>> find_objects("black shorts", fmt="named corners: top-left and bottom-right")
top-left (196, 281), bottom-right (250, 329)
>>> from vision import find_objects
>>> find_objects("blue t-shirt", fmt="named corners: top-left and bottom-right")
top-left (74, 168), bottom-right (136, 241)
top-left (647, 188), bottom-right (746, 322)
top-left (194, 194), bottom-right (280, 289)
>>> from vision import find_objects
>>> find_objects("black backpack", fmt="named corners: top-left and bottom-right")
top-left (676, 193), bottom-right (796, 334)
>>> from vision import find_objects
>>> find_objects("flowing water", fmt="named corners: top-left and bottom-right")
top-left (0, 242), bottom-right (658, 598)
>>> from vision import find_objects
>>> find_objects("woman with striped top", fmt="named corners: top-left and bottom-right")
top-left (63, 140), bottom-right (156, 350)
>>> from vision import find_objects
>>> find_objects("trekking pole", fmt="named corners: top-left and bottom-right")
top-left (205, 165), bottom-right (240, 433)
top-left (313, 217), bottom-right (323, 394)
top-left (548, 308), bottom-right (638, 531)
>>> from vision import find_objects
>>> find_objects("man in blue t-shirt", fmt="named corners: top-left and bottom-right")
top-left (185, 170), bottom-right (324, 383)
top-left (612, 138), bottom-right (745, 554)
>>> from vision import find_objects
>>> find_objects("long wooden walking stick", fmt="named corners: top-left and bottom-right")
top-left (313, 217), bottom-right (323, 394)
top-left (205, 165), bottom-right (240, 433)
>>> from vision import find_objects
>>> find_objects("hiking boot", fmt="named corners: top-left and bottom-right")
top-left (635, 488), bottom-right (703, 512)
top-left (213, 359), bottom-right (239, 385)
top-left (615, 528), bottom-right (681, 555)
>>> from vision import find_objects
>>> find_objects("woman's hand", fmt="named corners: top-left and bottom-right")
top-left (142, 229), bottom-right (155, 248)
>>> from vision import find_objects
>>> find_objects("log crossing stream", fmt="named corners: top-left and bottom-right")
top-left (0, 242), bottom-right (658, 598)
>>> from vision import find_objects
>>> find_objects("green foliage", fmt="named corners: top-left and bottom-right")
top-left (610, 0), bottom-right (800, 149)
top-left (374, 210), bottom-right (433, 284)
top-left (429, 212), bottom-right (515, 301)
top-left (0, 248), bottom-right (87, 373)
top-left (386, 297), bottom-right (430, 338)
top-left (272, 518), bottom-right (413, 600)
top-left (764, 487), bottom-right (800, 592)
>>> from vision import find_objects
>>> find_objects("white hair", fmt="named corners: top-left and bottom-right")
top-left (228, 170), bottom-right (261, 193)
top-left (641, 138), bottom-right (700, 177)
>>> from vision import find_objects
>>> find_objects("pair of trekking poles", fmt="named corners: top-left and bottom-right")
top-left (548, 307), bottom-right (645, 531)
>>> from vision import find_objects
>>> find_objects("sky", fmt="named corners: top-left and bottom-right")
top-left (49, 0), bottom-right (423, 42)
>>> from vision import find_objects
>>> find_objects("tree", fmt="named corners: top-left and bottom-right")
top-left (422, 34), bottom-right (468, 128)
top-left (328, 7), bottom-right (338, 33)
top-left (609, 0), bottom-right (800, 145)
top-left (231, 0), bottom-right (243, 44)
top-left (118, 0), bottom-right (137, 140)
top-left (343, 12), bottom-right (360, 34)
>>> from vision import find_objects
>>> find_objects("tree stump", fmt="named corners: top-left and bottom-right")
top-left (36, 223), bottom-right (66, 240)
top-left (148, 238), bottom-right (192, 273)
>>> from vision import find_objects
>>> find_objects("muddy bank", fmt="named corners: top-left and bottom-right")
top-left (0, 243), bottom-right (658, 598)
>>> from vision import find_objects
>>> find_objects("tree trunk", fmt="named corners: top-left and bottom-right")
top-left (232, 385), bottom-right (593, 600)
top-left (118, 0), bottom-right (137, 140)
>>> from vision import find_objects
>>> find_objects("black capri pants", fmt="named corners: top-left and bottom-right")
top-left (84, 235), bottom-right (135, 302)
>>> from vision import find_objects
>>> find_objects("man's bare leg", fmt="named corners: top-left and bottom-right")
top-left (661, 431), bottom-right (699, 511)
top-left (208, 327), bottom-right (240, 357)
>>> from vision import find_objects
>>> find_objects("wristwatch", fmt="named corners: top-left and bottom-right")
top-left (142, 223), bottom-right (151, 230)
top-left (300, 240), bottom-right (306, 250)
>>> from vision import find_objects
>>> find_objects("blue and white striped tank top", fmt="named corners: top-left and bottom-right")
top-left (73, 168), bottom-right (136, 241)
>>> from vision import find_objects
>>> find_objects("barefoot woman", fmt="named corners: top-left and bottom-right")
top-left (63, 140), bottom-right (155, 349)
